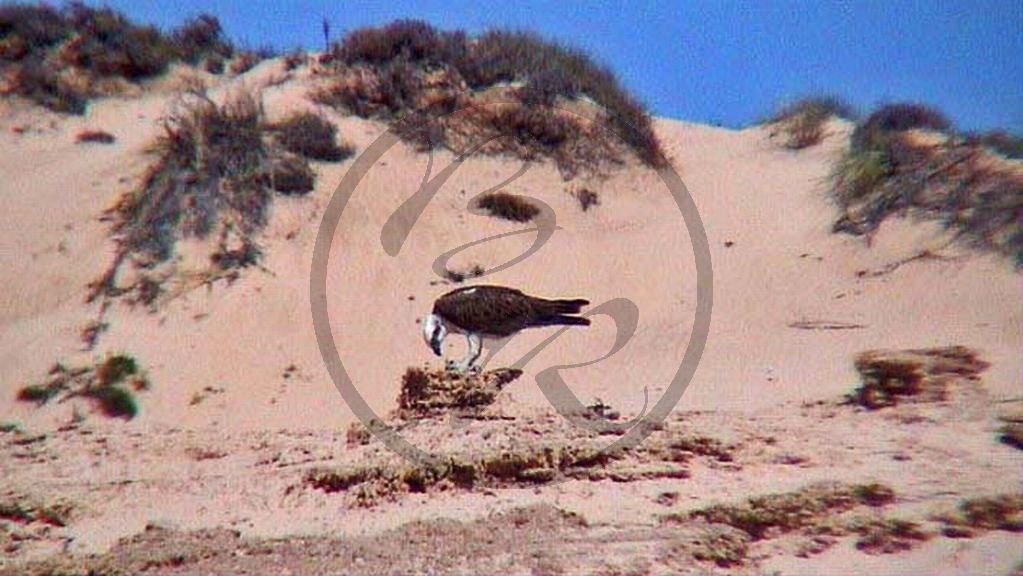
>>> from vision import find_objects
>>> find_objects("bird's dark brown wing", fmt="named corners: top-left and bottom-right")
top-left (433, 285), bottom-right (537, 337)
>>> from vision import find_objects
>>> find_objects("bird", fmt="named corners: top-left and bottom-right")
top-left (421, 285), bottom-right (591, 373)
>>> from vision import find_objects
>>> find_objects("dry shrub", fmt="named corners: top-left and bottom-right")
top-left (89, 89), bottom-right (316, 305)
top-left (1, 3), bottom-right (237, 112)
top-left (572, 187), bottom-right (600, 211)
top-left (850, 346), bottom-right (989, 409)
top-left (270, 112), bottom-right (353, 162)
top-left (688, 482), bottom-right (892, 541)
top-left (313, 20), bottom-right (666, 175)
top-left (475, 191), bottom-right (540, 222)
top-left (76, 129), bottom-right (115, 143)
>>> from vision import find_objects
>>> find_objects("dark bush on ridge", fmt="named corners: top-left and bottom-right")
top-left (323, 22), bottom-right (666, 169)
top-left (0, 2), bottom-right (68, 56)
top-left (851, 102), bottom-right (952, 152)
top-left (336, 19), bottom-right (467, 66)
top-left (172, 13), bottom-right (235, 64)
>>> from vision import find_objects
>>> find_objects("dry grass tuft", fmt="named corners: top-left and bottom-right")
top-left (768, 95), bottom-right (857, 149)
top-left (475, 191), bottom-right (540, 223)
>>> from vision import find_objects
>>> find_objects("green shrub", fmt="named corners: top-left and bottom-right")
top-left (851, 102), bottom-right (952, 152)
top-left (17, 381), bottom-right (66, 405)
top-left (96, 353), bottom-right (139, 386)
top-left (84, 384), bottom-right (138, 419)
top-left (16, 357), bottom-right (149, 420)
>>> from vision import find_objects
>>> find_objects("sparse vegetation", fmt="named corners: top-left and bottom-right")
top-left (15, 353), bottom-right (150, 420)
top-left (685, 482), bottom-right (895, 541)
top-left (0, 3), bottom-right (243, 113)
top-left (75, 129), bottom-right (116, 144)
top-left (312, 20), bottom-right (666, 178)
top-left (658, 482), bottom-right (934, 565)
top-left (768, 95), bottom-right (857, 149)
top-left (270, 112), bottom-right (353, 162)
top-left (475, 191), bottom-right (540, 222)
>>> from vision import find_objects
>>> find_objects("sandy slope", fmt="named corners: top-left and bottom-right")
top-left (1, 59), bottom-right (1021, 574)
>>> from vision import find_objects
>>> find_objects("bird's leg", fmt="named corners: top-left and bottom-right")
top-left (466, 333), bottom-right (483, 374)
top-left (446, 334), bottom-right (482, 375)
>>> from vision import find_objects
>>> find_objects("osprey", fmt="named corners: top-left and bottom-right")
top-left (422, 285), bottom-right (591, 373)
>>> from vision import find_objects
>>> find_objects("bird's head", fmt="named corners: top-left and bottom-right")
top-left (421, 313), bottom-right (446, 357)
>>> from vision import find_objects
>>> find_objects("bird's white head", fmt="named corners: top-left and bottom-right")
top-left (421, 313), bottom-right (447, 357)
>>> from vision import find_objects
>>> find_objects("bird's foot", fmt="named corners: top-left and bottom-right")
top-left (445, 360), bottom-right (482, 376)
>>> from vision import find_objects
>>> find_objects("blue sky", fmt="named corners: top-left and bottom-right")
top-left (85, 0), bottom-right (1022, 132)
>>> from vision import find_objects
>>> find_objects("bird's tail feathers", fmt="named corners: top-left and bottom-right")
top-left (543, 298), bottom-right (589, 315)
top-left (532, 314), bottom-right (591, 328)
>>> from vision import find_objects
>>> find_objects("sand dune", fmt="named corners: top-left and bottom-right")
top-left (1, 59), bottom-right (1020, 574)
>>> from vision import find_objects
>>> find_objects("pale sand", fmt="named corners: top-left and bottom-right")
top-left (1, 60), bottom-right (1020, 574)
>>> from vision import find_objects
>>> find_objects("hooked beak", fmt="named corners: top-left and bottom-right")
top-left (430, 337), bottom-right (443, 357)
